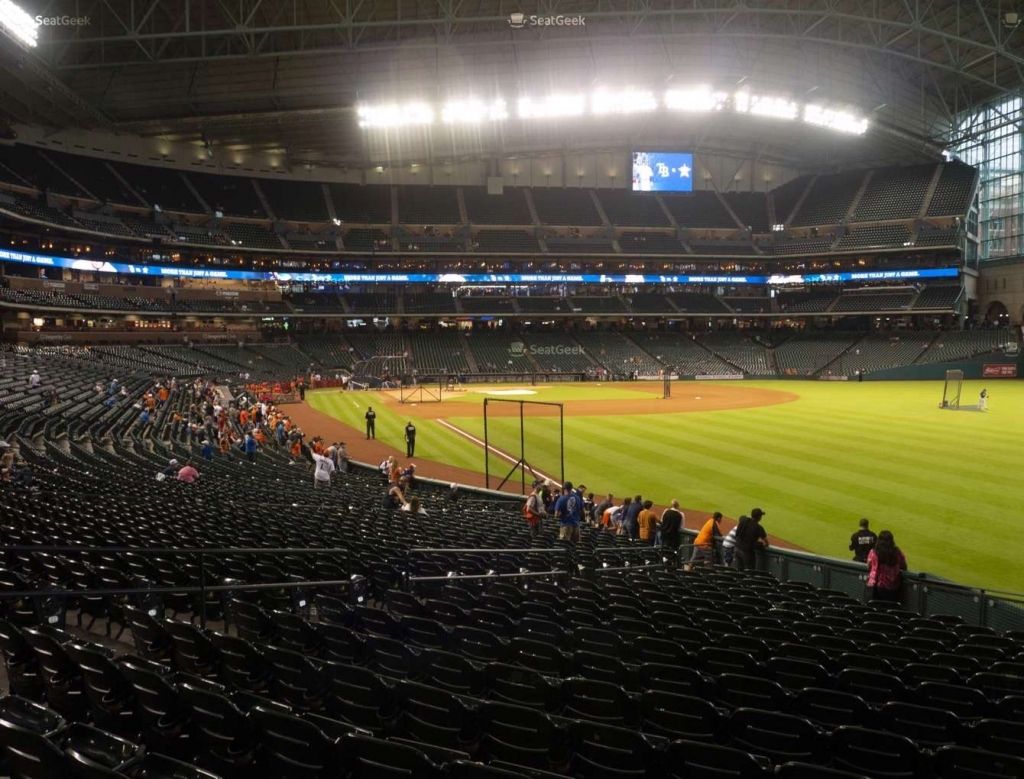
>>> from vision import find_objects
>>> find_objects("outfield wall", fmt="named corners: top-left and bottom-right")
top-left (862, 352), bottom-right (1022, 381)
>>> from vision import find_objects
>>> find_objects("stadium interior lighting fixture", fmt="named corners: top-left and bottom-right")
top-left (356, 87), bottom-right (870, 135)
top-left (749, 94), bottom-right (799, 120)
top-left (357, 102), bottom-right (434, 128)
top-left (665, 86), bottom-right (728, 112)
top-left (590, 88), bottom-right (657, 115)
top-left (517, 94), bottom-right (586, 119)
top-left (441, 98), bottom-right (508, 123)
top-left (0, 0), bottom-right (37, 47)
top-left (803, 104), bottom-right (869, 135)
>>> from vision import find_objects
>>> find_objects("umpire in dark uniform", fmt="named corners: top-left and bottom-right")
top-left (405, 421), bottom-right (416, 457)
top-left (365, 406), bottom-right (376, 439)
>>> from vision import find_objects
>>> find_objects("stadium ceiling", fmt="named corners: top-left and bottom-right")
top-left (0, 0), bottom-right (1021, 169)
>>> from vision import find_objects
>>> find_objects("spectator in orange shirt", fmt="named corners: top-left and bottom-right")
top-left (685, 512), bottom-right (722, 570)
top-left (637, 500), bottom-right (659, 544)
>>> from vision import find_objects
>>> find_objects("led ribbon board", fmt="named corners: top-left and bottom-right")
top-left (0, 248), bottom-right (959, 286)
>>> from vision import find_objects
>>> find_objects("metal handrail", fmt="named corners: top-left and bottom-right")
top-left (408, 547), bottom-right (568, 554)
top-left (407, 570), bottom-right (568, 583)
top-left (0, 577), bottom-right (352, 601)
top-left (0, 546), bottom-right (350, 555)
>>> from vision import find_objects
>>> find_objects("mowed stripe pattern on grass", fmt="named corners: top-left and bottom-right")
top-left (311, 381), bottom-right (1023, 593)
top-left (305, 391), bottom-right (484, 472)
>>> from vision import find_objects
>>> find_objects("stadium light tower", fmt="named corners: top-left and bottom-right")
top-left (0, 0), bottom-right (38, 47)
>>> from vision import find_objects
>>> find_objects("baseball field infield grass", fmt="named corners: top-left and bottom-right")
top-left (309, 380), bottom-right (1022, 593)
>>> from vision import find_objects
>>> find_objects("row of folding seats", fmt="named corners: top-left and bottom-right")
top-left (9, 614), bottom-right (1024, 779)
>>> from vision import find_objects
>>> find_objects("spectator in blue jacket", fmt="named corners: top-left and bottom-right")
top-left (623, 495), bottom-right (644, 540)
top-left (243, 433), bottom-right (259, 463)
top-left (554, 481), bottom-right (583, 544)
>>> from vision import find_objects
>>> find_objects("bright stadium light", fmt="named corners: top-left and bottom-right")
top-left (441, 98), bottom-right (508, 124)
top-left (0, 0), bottom-right (38, 47)
top-left (590, 88), bottom-right (657, 116)
top-left (517, 94), bottom-right (586, 119)
top-left (357, 102), bottom-right (434, 128)
top-left (749, 94), bottom-right (799, 120)
top-left (803, 104), bottom-right (869, 135)
top-left (664, 86), bottom-right (728, 112)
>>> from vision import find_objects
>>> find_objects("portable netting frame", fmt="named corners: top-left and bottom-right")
top-left (399, 379), bottom-right (443, 404)
top-left (662, 366), bottom-right (676, 399)
top-left (941, 369), bottom-right (964, 409)
top-left (483, 398), bottom-right (565, 495)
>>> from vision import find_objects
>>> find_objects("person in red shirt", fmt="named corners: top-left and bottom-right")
top-left (176, 460), bottom-right (200, 483)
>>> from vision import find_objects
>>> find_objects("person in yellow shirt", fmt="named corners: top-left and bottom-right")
top-left (685, 512), bottom-right (722, 570)
top-left (637, 500), bottom-right (659, 544)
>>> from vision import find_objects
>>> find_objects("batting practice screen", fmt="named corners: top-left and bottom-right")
top-left (482, 398), bottom-right (565, 495)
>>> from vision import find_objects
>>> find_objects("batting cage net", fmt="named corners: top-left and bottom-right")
top-left (348, 355), bottom-right (407, 390)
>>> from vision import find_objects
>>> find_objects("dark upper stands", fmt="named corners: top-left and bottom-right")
top-left (463, 187), bottom-right (532, 225)
top-left (329, 184), bottom-right (392, 223)
top-left (0, 145), bottom-right (87, 197)
top-left (530, 189), bottom-right (602, 226)
top-left (927, 162), bottom-right (977, 217)
top-left (597, 190), bottom-right (670, 227)
top-left (472, 230), bottom-right (541, 253)
top-left (835, 224), bottom-right (911, 250)
top-left (722, 192), bottom-right (770, 233)
top-left (343, 228), bottom-right (390, 251)
top-left (618, 232), bottom-right (684, 254)
top-left (188, 171), bottom-right (265, 218)
top-left (259, 179), bottom-right (329, 222)
top-left (769, 235), bottom-right (836, 255)
top-left (662, 191), bottom-right (736, 228)
top-left (0, 144), bottom-right (980, 259)
top-left (771, 176), bottom-right (810, 225)
top-left (853, 165), bottom-right (934, 221)
top-left (791, 172), bottom-right (864, 227)
top-left (688, 239), bottom-right (758, 256)
top-left (108, 162), bottom-right (202, 213)
top-left (397, 187), bottom-right (462, 225)
top-left (44, 151), bottom-right (145, 206)
top-left (544, 235), bottom-right (616, 254)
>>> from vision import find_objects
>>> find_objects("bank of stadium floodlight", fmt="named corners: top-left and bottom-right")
top-left (357, 102), bottom-right (434, 128)
top-left (517, 94), bottom-right (586, 119)
top-left (441, 98), bottom-right (508, 124)
top-left (748, 95), bottom-right (800, 120)
top-left (0, 0), bottom-right (37, 47)
top-left (664, 86), bottom-right (728, 112)
top-left (590, 88), bottom-right (657, 116)
top-left (802, 104), bottom-right (869, 135)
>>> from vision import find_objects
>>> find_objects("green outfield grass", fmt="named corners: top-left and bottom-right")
top-left (309, 380), bottom-right (1024, 593)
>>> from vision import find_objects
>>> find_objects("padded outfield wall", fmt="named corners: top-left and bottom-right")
top-left (862, 353), bottom-right (1023, 381)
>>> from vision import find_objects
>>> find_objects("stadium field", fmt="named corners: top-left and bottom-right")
top-left (307, 379), bottom-right (1021, 593)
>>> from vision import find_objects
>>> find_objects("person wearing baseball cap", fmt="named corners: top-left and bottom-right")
top-left (734, 508), bottom-right (768, 571)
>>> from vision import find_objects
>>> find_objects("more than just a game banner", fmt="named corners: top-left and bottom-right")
top-left (695, 373), bottom-right (745, 380)
top-left (982, 364), bottom-right (1017, 378)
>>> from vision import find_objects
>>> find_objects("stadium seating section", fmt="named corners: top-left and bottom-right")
top-left (0, 146), bottom-right (979, 257)
top-left (791, 172), bottom-right (864, 227)
top-left (0, 334), bottom-right (1023, 776)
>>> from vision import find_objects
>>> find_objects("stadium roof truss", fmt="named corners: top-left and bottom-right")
top-left (1, 0), bottom-right (1022, 161)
